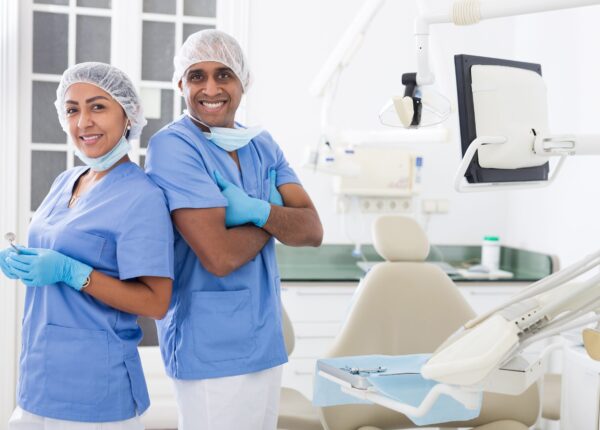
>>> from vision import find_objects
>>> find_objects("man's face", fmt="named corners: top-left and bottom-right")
top-left (179, 61), bottom-right (243, 129)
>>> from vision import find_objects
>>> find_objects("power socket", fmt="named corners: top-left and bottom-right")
top-left (336, 196), bottom-right (413, 213)
top-left (422, 199), bottom-right (450, 214)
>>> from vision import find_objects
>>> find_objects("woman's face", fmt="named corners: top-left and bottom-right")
top-left (63, 83), bottom-right (128, 158)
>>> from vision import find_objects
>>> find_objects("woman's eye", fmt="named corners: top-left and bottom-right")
top-left (91, 104), bottom-right (105, 111)
top-left (65, 107), bottom-right (77, 116)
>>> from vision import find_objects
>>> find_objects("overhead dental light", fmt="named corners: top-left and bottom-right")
top-left (306, 0), bottom-right (448, 178)
top-left (378, 74), bottom-right (451, 128)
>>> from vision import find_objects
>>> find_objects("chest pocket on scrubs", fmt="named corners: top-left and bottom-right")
top-left (52, 228), bottom-right (106, 269)
top-left (191, 289), bottom-right (256, 362)
top-left (44, 324), bottom-right (109, 405)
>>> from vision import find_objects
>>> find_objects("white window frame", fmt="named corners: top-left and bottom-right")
top-left (0, 0), bottom-right (21, 423)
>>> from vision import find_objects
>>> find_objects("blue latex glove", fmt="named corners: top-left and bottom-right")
top-left (214, 170), bottom-right (271, 228)
top-left (0, 247), bottom-right (19, 279)
top-left (5, 248), bottom-right (92, 291)
top-left (268, 169), bottom-right (284, 206)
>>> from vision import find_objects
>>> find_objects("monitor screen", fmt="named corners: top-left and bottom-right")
top-left (454, 54), bottom-right (549, 184)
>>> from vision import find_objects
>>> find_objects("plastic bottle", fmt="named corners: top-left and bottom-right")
top-left (481, 236), bottom-right (500, 271)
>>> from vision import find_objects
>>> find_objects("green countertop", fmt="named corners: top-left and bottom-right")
top-left (276, 244), bottom-right (554, 283)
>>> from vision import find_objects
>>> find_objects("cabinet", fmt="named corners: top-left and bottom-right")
top-left (560, 346), bottom-right (600, 430)
top-left (281, 281), bottom-right (528, 399)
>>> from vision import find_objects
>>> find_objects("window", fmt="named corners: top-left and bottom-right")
top-left (23, 0), bottom-right (218, 217)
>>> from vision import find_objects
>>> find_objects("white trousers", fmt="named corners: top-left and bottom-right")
top-left (173, 365), bottom-right (283, 430)
top-left (8, 407), bottom-right (144, 430)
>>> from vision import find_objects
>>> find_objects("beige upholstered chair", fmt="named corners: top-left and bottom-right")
top-left (278, 307), bottom-right (324, 430)
top-left (318, 215), bottom-right (540, 430)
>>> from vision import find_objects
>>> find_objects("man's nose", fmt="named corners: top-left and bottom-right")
top-left (202, 76), bottom-right (221, 97)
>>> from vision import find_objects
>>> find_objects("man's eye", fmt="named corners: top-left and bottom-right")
top-left (218, 72), bottom-right (231, 80)
top-left (190, 73), bottom-right (204, 81)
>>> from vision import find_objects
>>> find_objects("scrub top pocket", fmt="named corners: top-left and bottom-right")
top-left (191, 289), bottom-right (256, 362)
top-left (44, 324), bottom-right (109, 405)
top-left (52, 228), bottom-right (107, 269)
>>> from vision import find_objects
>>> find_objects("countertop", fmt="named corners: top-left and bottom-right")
top-left (276, 244), bottom-right (554, 283)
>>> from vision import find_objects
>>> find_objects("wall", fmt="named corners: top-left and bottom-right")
top-left (506, 6), bottom-right (600, 267)
top-left (244, 0), bottom-right (520, 247)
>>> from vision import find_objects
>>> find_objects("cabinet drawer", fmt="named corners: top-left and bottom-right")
top-left (282, 358), bottom-right (318, 400)
top-left (291, 337), bottom-right (336, 359)
top-left (281, 286), bottom-right (356, 323)
top-left (459, 286), bottom-right (524, 315)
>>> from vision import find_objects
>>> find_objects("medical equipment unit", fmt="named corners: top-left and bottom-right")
top-left (313, 0), bottom-right (600, 425)
top-left (316, 222), bottom-right (600, 425)
top-left (310, 0), bottom-right (600, 191)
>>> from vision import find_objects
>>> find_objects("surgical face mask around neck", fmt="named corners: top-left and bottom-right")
top-left (74, 123), bottom-right (131, 172)
top-left (185, 110), bottom-right (262, 152)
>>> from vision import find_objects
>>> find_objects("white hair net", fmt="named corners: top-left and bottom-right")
top-left (173, 29), bottom-right (251, 92)
top-left (55, 62), bottom-right (147, 140)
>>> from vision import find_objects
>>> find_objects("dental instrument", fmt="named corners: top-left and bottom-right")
top-left (4, 232), bottom-right (19, 253)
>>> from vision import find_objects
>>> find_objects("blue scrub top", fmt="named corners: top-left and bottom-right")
top-left (18, 162), bottom-right (174, 422)
top-left (145, 116), bottom-right (300, 380)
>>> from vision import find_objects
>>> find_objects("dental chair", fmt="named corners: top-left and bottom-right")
top-left (317, 215), bottom-right (540, 430)
top-left (278, 307), bottom-right (325, 430)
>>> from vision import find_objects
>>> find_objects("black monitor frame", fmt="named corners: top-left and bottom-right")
top-left (454, 54), bottom-right (549, 184)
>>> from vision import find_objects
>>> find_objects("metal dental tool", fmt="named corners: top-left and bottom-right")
top-left (4, 232), bottom-right (20, 253)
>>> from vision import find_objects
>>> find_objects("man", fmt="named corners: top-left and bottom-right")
top-left (145, 29), bottom-right (323, 430)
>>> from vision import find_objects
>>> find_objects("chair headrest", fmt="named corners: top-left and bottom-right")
top-left (372, 215), bottom-right (430, 262)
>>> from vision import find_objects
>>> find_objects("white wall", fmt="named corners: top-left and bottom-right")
top-left (244, 0), bottom-right (520, 246)
top-left (505, 6), bottom-right (600, 266)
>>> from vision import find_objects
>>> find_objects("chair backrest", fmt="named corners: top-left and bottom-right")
top-left (282, 304), bottom-right (295, 356)
top-left (318, 215), bottom-right (539, 430)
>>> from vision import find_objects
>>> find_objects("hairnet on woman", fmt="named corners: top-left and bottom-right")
top-left (1, 62), bottom-right (175, 430)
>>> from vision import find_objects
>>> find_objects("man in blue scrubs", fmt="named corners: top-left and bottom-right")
top-left (145, 30), bottom-right (323, 430)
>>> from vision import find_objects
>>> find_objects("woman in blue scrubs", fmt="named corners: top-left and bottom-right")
top-left (0, 62), bottom-right (174, 429)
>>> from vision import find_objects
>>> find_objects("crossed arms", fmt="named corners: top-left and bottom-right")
top-left (173, 181), bottom-right (323, 277)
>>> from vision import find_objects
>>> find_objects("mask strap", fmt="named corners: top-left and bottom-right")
top-left (185, 110), bottom-right (212, 137)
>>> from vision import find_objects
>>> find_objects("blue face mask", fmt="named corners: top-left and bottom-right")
top-left (74, 124), bottom-right (131, 172)
top-left (185, 110), bottom-right (262, 152)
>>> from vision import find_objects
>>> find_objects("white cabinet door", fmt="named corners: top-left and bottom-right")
top-left (281, 283), bottom-right (357, 399)
top-left (458, 284), bottom-right (525, 315)
top-left (560, 347), bottom-right (600, 430)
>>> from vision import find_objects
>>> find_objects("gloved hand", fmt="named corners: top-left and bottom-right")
top-left (268, 169), bottom-right (284, 206)
top-left (0, 247), bottom-right (19, 279)
top-left (214, 171), bottom-right (271, 228)
top-left (5, 248), bottom-right (92, 291)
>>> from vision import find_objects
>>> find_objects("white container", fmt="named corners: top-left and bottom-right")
top-left (481, 236), bottom-right (501, 271)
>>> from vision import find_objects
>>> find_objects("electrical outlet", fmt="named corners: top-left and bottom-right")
top-left (360, 197), bottom-right (412, 213)
top-left (422, 199), bottom-right (437, 214)
top-left (422, 199), bottom-right (450, 214)
top-left (436, 199), bottom-right (450, 214)
top-left (336, 196), bottom-right (413, 213)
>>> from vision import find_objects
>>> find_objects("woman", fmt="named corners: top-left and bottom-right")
top-left (0, 62), bottom-right (174, 429)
